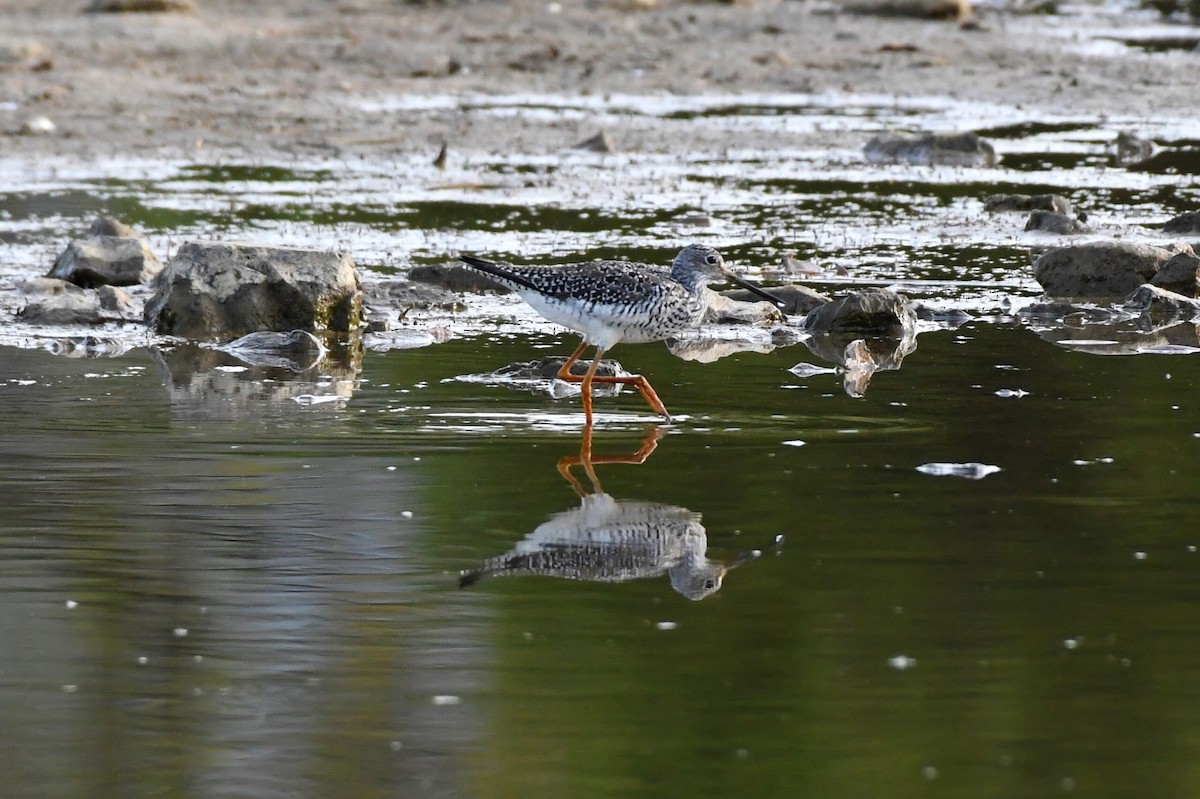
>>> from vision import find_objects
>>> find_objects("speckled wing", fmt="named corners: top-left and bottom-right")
top-left (460, 257), bottom-right (676, 304)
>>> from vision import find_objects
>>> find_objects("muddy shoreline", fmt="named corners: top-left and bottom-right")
top-left (3, 0), bottom-right (1194, 163)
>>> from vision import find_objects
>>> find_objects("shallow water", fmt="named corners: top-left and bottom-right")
top-left (3, 90), bottom-right (1200, 797)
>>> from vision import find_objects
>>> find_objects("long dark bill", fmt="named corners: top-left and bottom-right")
top-left (725, 272), bottom-right (789, 311)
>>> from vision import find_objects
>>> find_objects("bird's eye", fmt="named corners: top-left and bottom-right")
top-left (705, 255), bottom-right (718, 265)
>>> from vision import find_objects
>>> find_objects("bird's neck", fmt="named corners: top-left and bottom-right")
top-left (670, 265), bottom-right (709, 294)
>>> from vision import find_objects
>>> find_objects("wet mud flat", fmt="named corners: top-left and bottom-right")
top-left (3, 0), bottom-right (1199, 163)
top-left (3, 2), bottom-right (1199, 370)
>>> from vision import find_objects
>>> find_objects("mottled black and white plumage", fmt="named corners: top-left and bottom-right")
top-left (458, 493), bottom-right (729, 600)
top-left (458, 244), bottom-right (781, 349)
top-left (457, 244), bottom-right (784, 421)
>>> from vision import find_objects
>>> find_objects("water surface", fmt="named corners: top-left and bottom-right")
top-left (3, 90), bottom-right (1200, 798)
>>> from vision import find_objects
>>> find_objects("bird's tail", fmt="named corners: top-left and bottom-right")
top-left (458, 255), bottom-right (540, 292)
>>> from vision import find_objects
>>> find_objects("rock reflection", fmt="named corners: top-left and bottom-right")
top-left (1018, 301), bottom-right (1200, 355)
top-left (460, 426), bottom-right (767, 600)
top-left (151, 331), bottom-right (361, 417)
top-left (793, 332), bottom-right (917, 397)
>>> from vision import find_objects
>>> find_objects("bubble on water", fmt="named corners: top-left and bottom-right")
top-left (1134, 551), bottom-right (1147, 561)
top-left (136, 656), bottom-right (148, 665)
top-left (923, 766), bottom-right (939, 780)
top-left (788, 362), bottom-right (838, 378)
top-left (432, 695), bottom-right (461, 706)
top-left (888, 655), bottom-right (916, 670)
top-left (62, 684), bottom-right (78, 693)
top-left (173, 627), bottom-right (188, 637)
top-left (1061, 777), bottom-right (1077, 791)
top-left (995, 388), bottom-right (1029, 398)
top-left (401, 510), bottom-right (414, 519)
top-left (1063, 637), bottom-right (1080, 650)
top-left (735, 749), bottom-right (750, 760)
top-left (917, 462), bottom-right (1000, 479)
top-left (390, 740), bottom-right (403, 752)
top-left (655, 621), bottom-right (677, 631)
top-left (65, 599), bottom-right (77, 609)
top-left (387, 466), bottom-right (397, 471)
top-left (782, 439), bottom-right (806, 447)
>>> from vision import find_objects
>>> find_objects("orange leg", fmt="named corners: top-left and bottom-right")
top-left (554, 340), bottom-right (671, 422)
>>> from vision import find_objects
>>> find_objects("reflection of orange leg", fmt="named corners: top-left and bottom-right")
top-left (556, 424), bottom-right (665, 496)
top-left (554, 340), bottom-right (671, 422)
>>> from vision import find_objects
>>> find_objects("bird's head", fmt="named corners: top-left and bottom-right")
top-left (672, 244), bottom-right (788, 310)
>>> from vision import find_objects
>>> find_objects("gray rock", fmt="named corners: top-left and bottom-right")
top-left (1032, 241), bottom-right (1178, 298)
top-left (703, 290), bottom-right (785, 325)
top-left (1024, 210), bottom-right (1091, 234)
top-left (48, 235), bottom-right (162, 288)
top-left (365, 279), bottom-right (465, 311)
top-left (409, 262), bottom-right (510, 293)
top-left (1149, 252), bottom-right (1200, 297)
top-left (495, 356), bottom-right (628, 381)
top-left (841, 0), bottom-right (968, 18)
top-left (1016, 301), bottom-right (1118, 326)
top-left (985, 193), bottom-right (1075, 215)
top-left (96, 285), bottom-right (135, 315)
top-left (864, 131), bottom-right (996, 167)
top-left (0, 38), bottom-right (46, 65)
top-left (1163, 211), bottom-right (1200, 235)
top-left (914, 304), bottom-right (972, 327)
top-left (144, 241), bottom-right (362, 341)
top-left (802, 288), bottom-right (917, 337)
top-left (721, 283), bottom-right (830, 316)
top-left (1115, 131), bottom-right (1155, 166)
top-left (86, 0), bottom-right (195, 11)
top-left (17, 291), bottom-right (102, 326)
top-left (574, 131), bottom-right (617, 153)
top-left (1125, 284), bottom-right (1200, 326)
top-left (17, 277), bottom-right (86, 297)
top-left (88, 217), bottom-right (140, 238)
top-left (19, 116), bottom-right (56, 136)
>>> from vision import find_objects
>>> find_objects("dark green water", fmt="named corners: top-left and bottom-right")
top-left (3, 324), bottom-right (1200, 798)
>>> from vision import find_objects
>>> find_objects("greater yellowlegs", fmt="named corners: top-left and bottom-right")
top-left (458, 244), bottom-right (785, 423)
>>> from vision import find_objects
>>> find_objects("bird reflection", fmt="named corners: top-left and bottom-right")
top-left (459, 425), bottom-right (766, 600)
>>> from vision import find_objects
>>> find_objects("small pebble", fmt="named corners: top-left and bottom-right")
top-left (21, 116), bottom-right (56, 135)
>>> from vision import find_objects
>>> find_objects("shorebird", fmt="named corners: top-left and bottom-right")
top-left (458, 244), bottom-right (785, 422)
